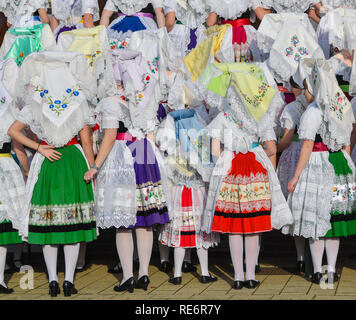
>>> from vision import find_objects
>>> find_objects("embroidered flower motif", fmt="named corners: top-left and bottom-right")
top-left (0, 96), bottom-right (6, 104)
top-left (86, 51), bottom-right (102, 68)
top-left (240, 82), bottom-right (269, 109)
top-left (224, 113), bottom-right (243, 129)
top-left (147, 56), bottom-right (159, 74)
top-left (35, 85), bottom-right (82, 116)
top-left (285, 35), bottom-right (309, 62)
top-left (329, 91), bottom-right (348, 121)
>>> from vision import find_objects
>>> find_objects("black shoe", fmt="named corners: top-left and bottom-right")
top-left (200, 274), bottom-right (218, 284)
top-left (312, 272), bottom-right (323, 284)
top-left (62, 281), bottom-right (78, 297)
top-left (233, 281), bottom-right (244, 290)
top-left (136, 275), bottom-right (150, 291)
top-left (49, 281), bottom-right (60, 297)
top-left (182, 261), bottom-right (197, 273)
top-left (114, 277), bottom-right (136, 293)
top-left (169, 276), bottom-right (182, 285)
top-left (255, 264), bottom-right (261, 274)
top-left (244, 280), bottom-right (260, 289)
top-left (0, 284), bottom-right (13, 294)
top-left (296, 261), bottom-right (305, 274)
top-left (108, 263), bottom-right (123, 274)
top-left (159, 261), bottom-right (173, 274)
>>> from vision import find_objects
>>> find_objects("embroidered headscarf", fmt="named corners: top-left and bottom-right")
top-left (268, 23), bottom-right (325, 85)
top-left (301, 58), bottom-right (355, 150)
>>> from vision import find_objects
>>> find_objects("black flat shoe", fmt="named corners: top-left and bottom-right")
top-left (244, 280), bottom-right (260, 289)
top-left (182, 261), bottom-right (197, 273)
top-left (296, 261), bottom-right (305, 274)
top-left (62, 281), bottom-right (78, 297)
top-left (312, 272), bottom-right (323, 284)
top-left (136, 275), bottom-right (150, 291)
top-left (0, 284), bottom-right (13, 294)
top-left (114, 277), bottom-right (136, 293)
top-left (108, 263), bottom-right (123, 274)
top-left (159, 261), bottom-right (173, 274)
top-left (233, 281), bottom-right (244, 290)
top-left (49, 281), bottom-right (60, 297)
top-left (200, 274), bottom-right (218, 284)
top-left (169, 276), bottom-right (182, 285)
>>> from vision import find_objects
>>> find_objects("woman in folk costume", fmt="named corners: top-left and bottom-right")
top-left (284, 58), bottom-right (356, 284)
top-left (0, 0), bottom-right (50, 28)
top-left (164, 0), bottom-right (206, 57)
top-left (8, 51), bottom-right (98, 297)
top-left (0, 15), bottom-right (55, 67)
top-left (198, 1), bottom-right (267, 63)
top-left (83, 48), bottom-right (171, 293)
top-left (276, 77), bottom-right (309, 274)
top-left (50, 0), bottom-right (100, 41)
top-left (155, 107), bottom-right (218, 285)
top-left (194, 62), bottom-right (293, 290)
top-left (100, 0), bottom-right (165, 45)
top-left (0, 58), bottom-right (26, 294)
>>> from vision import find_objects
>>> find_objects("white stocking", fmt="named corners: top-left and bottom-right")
top-left (42, 245), bottom-right (58, 282)
top-left (196, 248), bottom-right (209, 276)
top-left (159, 242), bottom-right (170, 263)
top-left (116, 229), bottom-right (134, 283)
top-left (76, 242), bottom-right (87, 269)
top-left (309, 239), bottom-right (325, 273)
top-left (294, 236), bottom-right (306, 262)
top-left (0, 246), bottom-right (7, 287)
top-left (325, 238), bottom-right (340, 273)
top-left (135, 227), bottom-right (153, 279)
top-left (174, 247), bottom-right (186, 278)
top-left (63, 243), bottom-right (80, 283)
top-left (245, 234), bottom-right (260, 281)
top-left (184, 248), bottom-right (192, 263)
top-left (229, 234), bottom-right (244, 281)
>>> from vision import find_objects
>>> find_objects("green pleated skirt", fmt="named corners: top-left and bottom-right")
top-left (0, 220), bottom-right (22, 245)
top-left (28, 145), bottom-right (97, 245)
top-left (325, 151), bottom-right (356, 238)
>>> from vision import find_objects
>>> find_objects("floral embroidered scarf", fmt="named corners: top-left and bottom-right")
top-left (64, 25), bottom-right (104, 70)
top-left (5, 23), bottom-right (44, 66)
top-left (201, 62), bottom-right (276, 122)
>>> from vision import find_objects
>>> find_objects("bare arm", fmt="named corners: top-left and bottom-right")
top-left (8, 120), bottom-right (62, 162)
top-left (100, 9), bottom-right (114, 27)
top-left (155, 7), bottom-right (165, 28)
top-left (84, 128), bottom-right (116, 182)
top-left (277, 128), bottom-right (295, 153)
top-left (12, 140), bottom-right (30, 180)
top-left (83, 13), bottom-right (95, 28)
top-left (165, 11), bottom-right (176, 32)
top-left (51, 15), bottom-right (59, 32)
top-left (287, 140), bottom-right (314, 192)
top-left (38, 8), bottom-right (50, 24)
top-left (264, 140), bottom-right (277, 170)
top-left (343, 144), bottom-right (351, 155)
top-left (79, 125), bottom-right (95, 167)
top-left (254, 7), bottom-right (271, 21)
top-left (206, 12), bottom-right (218, 27)
top-left (211, 138), bottom-right (222, 162)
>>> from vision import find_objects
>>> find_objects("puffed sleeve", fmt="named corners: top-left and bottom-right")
top-left (96, 97), bottom-right (131, 129)
top-left (16, 105), bottom-right (33, 127)
top-left (152, 0), bottom-right (163, 9)
top-left (279, 102), bottom-right (298, 130)
top-left (298, 103), bottom-right (323, 141)
top-left (103, 0), bottom-right (118, 11)
top-left (82, 0), bottom-right (100, 21)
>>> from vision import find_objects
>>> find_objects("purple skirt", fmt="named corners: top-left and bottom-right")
top-left (126, 138), bottom-right (170, 228)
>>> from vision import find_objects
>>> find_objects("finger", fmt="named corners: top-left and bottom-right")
top-left (53, 151), bottom-right (62, 156)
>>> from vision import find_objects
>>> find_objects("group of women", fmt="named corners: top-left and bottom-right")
top-left (1, 0), bottom-right (356, 298)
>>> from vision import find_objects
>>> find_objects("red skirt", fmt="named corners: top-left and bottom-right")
top-left (179, 187), bottom-right (197, 247)
top-left (212, 152), bottom-right (272, 234)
